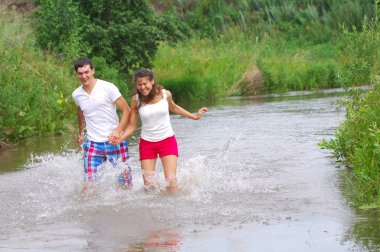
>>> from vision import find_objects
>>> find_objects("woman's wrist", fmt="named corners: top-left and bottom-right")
top-left (119, 132), bottom-right (128, 142)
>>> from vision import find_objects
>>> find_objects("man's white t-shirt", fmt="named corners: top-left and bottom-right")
top-left (72, 79), bottom-right (121, 142)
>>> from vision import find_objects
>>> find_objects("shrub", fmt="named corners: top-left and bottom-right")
top-left (34, 0), bottom-right (190, 73)
top-left (0, 9), bottom-right (76, 143)
top-left (320, 8), bottom-right (380, 206)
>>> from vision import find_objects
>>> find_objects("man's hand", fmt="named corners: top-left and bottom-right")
top-left (77, 134), bottom-right (85, 149)
top-left (108, 131), bottom-right (120, 145)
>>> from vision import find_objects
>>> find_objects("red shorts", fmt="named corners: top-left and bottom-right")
top-left (139, 135), bottom-right (179, 160)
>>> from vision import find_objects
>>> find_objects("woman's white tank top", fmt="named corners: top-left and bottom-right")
top-left (137, 89), bottom-right (174, 142)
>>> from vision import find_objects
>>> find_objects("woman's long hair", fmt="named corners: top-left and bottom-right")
top-left (133, 68), bottom-right (162, 109)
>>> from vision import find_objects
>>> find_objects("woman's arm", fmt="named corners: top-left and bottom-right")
top-left (118, 96), bottom-right (139, 142)
top-left (167, 90), bottom-right (208, 120)
top-left (111, 95), bottom-right (131, 139)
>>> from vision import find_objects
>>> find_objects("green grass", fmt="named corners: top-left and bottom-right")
top-left (153, 36), bottom-right (255, 102)
top-left (153, 32), bottom-right (344, 99)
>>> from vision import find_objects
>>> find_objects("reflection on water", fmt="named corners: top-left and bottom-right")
top-left (189, 87), bottom-right (347, 110)
top-left (124, 230), bottom-right (182, 252)
top-left (0, 88), bottom-right (379, 251)
top-left (0, 135), bottom-right (77, 174)
top-left (346, 208), bottom-right (380, 252)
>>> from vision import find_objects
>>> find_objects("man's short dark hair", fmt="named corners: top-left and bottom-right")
top-left (74, 57), bottom-right (94, 72)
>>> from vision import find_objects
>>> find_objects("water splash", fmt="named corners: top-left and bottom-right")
top-left (0, 133), bottom-right (254, 230)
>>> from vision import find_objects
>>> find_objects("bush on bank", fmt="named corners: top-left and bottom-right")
top-left (320, 13), bottom-right (380, 207)
top-left (0, 10), bottom-right (77, 144)
top-left (34, 0), bottom-right (190, 73)
top-left (321, 83), bottom-right (380, 207)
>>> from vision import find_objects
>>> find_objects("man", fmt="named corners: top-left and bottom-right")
top-left (72, 57), bottom-right (132, 192)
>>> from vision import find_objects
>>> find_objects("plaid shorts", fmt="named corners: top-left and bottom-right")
top-left (82, 140), bottom-right (129, 182)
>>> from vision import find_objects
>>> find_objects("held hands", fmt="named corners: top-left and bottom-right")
top-left (195, 107), bottom-right (208, 120)
top-left (108, 130), bottom-right (121, 145)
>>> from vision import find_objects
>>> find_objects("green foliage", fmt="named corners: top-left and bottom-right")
top-left (165, 0), bottom-right (375, 44)
top-left (34, 0), bottom-right (190, 73)
top-left (339, 16), bottom-right (380, 87)
top-left (154, 34), bottom-right (342, 96)
top-left (0, 10), bottom-right (77, 143)
top-left (2, 0), bottom-right (379, 145)
top-left (91, 56), bottom-right (130, 97)
top-left (321, 85), bottom-right (380, 206)
top-left (185, 0), bottom-right (241, 37)
top-left (320, 7), bottom-right (380, 206)
top-left (153, 37), bottom-right (253, 100)
top-left (160, 75), bottom-right (218, 104)
top-left (155, 10), bottom-right (192, 45)
top-left (34, 0), bottom-right (90, 57)
top-left (257, 57), bottom-right (339, 92)
top-left (80, 0), bottom-right (162, 72)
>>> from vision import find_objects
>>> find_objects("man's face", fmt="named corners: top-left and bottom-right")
top-left (76, 64), bottom-right (95, 87)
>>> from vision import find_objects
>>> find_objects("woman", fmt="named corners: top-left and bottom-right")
top-left (113, 68), bottom-right (208, 193)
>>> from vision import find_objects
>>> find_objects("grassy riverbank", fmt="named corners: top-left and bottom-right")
top-left (153, 34), bottom-right (343, 102)
top-left (320, 13), bottom-right (380, 207)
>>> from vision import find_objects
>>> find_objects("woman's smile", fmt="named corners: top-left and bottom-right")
top-left (136, 77), bottom-right (154, 97)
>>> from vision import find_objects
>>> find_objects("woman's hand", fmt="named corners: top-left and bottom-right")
top-left (195, 107), bottom-right (208, 119)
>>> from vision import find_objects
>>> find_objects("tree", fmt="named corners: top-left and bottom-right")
top-left (34, 0), bottom-right (190, 73)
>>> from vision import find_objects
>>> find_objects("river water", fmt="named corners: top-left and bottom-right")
top-left (0, 89), bottom-right (379, 252)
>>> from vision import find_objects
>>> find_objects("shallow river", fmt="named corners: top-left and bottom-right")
top-left (0, 89), bottom-right (379, 252)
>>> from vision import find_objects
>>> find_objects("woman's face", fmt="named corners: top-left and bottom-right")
top-left (136, 76), bottom-right (154, 97)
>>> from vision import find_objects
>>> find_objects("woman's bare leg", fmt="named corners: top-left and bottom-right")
top-left (141, 159), bottom-right (158, 191)
top-left (161, 155), bottom-right (178, 193)
top-left (82, 181), bottom-right (95, 194)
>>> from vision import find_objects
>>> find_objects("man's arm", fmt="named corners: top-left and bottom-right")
top-left (76, 106), bottom-right (86, 148)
